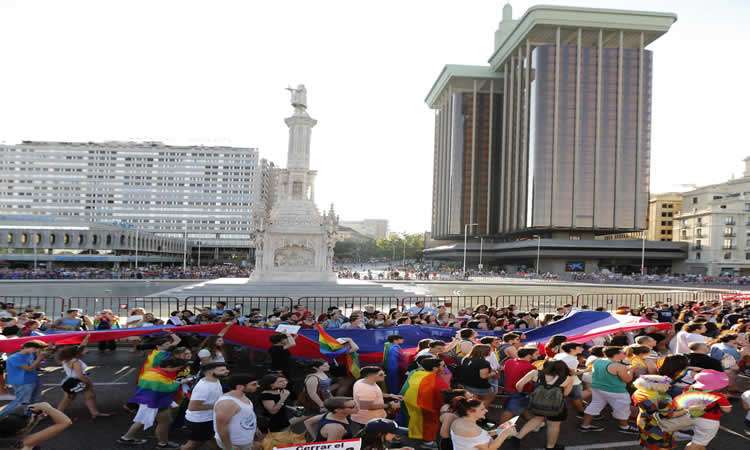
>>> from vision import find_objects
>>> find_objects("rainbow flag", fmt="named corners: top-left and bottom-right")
top-left (399, 369), bottom-right (448, 440)
top-left (315, 323), bottom-right (360, 379)
top-left (137, 349), bottom-right (169, 381)
top-left (129, 367), bottom-right (180, 409)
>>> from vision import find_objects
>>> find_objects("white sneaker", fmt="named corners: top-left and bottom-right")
top-left (534, 421), bottom-right (546, 432)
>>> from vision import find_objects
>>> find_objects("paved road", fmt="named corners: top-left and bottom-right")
top-left (1, 349), bottom-right (748, 449)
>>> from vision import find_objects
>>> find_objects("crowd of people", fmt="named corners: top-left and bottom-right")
top-left (0, 265), bottom-right (250, 280)
top-left (0, 296), bottom-right (749, 449)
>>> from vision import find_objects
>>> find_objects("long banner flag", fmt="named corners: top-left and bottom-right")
top-left (0, 310), bottom-right (668, 360)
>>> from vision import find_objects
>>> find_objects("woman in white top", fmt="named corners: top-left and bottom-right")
top-left (449, 396), bottom-right (516, 450)
top-left (511, 360), bottom-right (573, 450)
top-left (55, 335), bottom-right (111, 419)
top-left (197, 322), bottom-right (233, 365)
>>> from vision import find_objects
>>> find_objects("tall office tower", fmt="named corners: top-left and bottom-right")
top-left (427, 4), bottom-right (675, 240)
top-left (0, 141), bottom-right (275, 261)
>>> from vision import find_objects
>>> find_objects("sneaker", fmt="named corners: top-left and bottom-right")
top-left (156, 442), bottom-right (180, 449)
top-left (533, 421), bottom-right (546, 432)
top-left (577, 425), bottom-right (605, 432)
top-left (617, 425), bottom-right (639, 435)
top-left (116, 437), bottom-right (147, 446)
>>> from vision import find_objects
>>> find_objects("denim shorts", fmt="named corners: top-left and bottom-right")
top-left (465, 385), bottom-right (495, 396)
top-left (569, 384), bottom-right (583, 400)
top-left (505, 392), bottom-right (529, 415)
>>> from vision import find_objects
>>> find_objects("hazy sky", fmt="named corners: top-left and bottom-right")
top-left (1, 0), bottom-right (748, 233)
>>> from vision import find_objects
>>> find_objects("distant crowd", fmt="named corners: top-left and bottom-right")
top-left (0, 265), bottom-right (250, 280)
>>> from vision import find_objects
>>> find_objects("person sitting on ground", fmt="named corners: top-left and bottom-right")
top-left (0, 402), bottom-right (72, 450)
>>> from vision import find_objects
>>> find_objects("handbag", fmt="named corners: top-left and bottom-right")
top-left (296, 376), bottom-right (325, 410)
top-left (654, 412), bottom-right (693, 432)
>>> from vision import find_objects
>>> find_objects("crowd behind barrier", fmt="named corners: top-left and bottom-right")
top-left (0, 265), bottom-right (250, 280)
top-left (1, 287), bottom-right (750, 449)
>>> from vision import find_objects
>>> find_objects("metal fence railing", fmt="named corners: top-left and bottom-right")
top-left (495, 295), bottom-right (575, 315)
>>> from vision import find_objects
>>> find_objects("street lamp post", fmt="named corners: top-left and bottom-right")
top-left (402, 232), bottom-right (407, 267)
top-left (134, 228), bottom-right (139, 270)
top-left (197, 241), bottom-right (201, 269)
top-left (479, 237), bottom-right (484, 272)
top-left (463, 223), bottom-right (478, 275)
top-left (183, 223), bottom-right (187, 273)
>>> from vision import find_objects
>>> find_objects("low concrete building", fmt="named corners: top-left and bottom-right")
top-left (0, 216), bottom-right (184, 268)
top-left (648, 193), bottom-right (682, 241)
top-left (673, 158), bottom-right (750, 276)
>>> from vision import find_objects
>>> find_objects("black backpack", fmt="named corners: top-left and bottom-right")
top-left (528, 372), bottom-right (566, 417)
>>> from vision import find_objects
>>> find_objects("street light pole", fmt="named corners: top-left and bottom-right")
top-left (536, 235), bottom-right (541, 275)
top-left (463, 223), bottom-right (478, 274)
top-left (402, 232), bottom-right (407, 267)
top-left (183, 223), bottom-right (187, 273)
top-left (134, 228), bottom-right (139, 270)
top-left (479, 237), bottom-right (484, 272)
top-left (198, 241), bottom-right (201, 269)
top-left (33, 234), bottom-right (37, 271)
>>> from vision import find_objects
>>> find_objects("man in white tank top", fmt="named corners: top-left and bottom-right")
top-left (213, 374), bottom-right (260, 450)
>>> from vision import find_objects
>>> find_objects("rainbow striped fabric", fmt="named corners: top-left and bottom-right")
top-left (129, 367), bottom-right (180, 409)
top-left (137, 349), bottom-right (169, 381)
top-left (399, 369), bottom-right (448, 440)
top-left (315, 323), bottom-right (360, 378)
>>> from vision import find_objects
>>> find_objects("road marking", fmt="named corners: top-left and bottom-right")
top-left (565, 442), bottom-right (638, 450)
top-left (720, 425), bottom-right (750, 442)
top-left (42, 382), bottom-right (129, 386)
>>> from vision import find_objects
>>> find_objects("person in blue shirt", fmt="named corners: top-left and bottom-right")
top-left (210, 301), bottom-right (227, 318)
top-left (0, 340), bottom-right (55, 420)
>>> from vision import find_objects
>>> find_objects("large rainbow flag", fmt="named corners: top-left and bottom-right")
top-left (137, 349), bottom-right (169, 381)
top-left (315, 323), bottom-right (360, 378)
top-left (399, 369), bottom-right (448, 440)
top-left (129, 367), bottom-right (180, 409)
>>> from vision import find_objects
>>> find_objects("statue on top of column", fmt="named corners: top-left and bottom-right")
top-left (286, 84), bottom-right (307, 110)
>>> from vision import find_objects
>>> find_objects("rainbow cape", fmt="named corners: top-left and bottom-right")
top-left (94, 316), bottom-right (120, 330)
top-left (399, 369), bottom-right (448, 440)
top-left (129, 367), bottom-right (180, 409)
top-left (137, 349), bottom-right (169, 381)
top-left (315, 323), bottom-right (360, 378)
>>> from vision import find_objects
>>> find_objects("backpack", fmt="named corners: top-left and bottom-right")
top-left (528, 372), bottom-right (565, 417)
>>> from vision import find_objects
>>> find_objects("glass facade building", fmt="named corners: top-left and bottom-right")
top-left (426, 5), bottom-right (673, 240)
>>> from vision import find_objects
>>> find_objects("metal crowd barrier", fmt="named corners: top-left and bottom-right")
top-left (575, 293), bottom-right (643, 311)
top-left (401, 295), bottom-right (493, 314)
top-left (296, 296), bottom-right (403, 316)
top-left (183, 296), bottom-right (294, 319)
top-left (0, 296), bottom-right (67, 318)
top-left (67, 296), bottom-right (183, 321)
top-left (495, 294), bottom-right (575, 314)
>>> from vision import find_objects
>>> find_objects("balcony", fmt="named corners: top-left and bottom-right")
top-left (724, 232), bottom-right (736, 237)
top-left (692, 244), bottom-right (703, 250)
top-left (723, 245), bottom-right (736, 250)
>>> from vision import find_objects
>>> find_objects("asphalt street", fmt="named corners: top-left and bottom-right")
top-left (0, 348), bottom-right (748, 450)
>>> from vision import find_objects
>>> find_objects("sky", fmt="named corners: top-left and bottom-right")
top-left (1, 0), bottom-right (749, 234)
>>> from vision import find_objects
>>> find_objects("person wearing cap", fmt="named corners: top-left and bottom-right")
top-left (181, 362), bottom-right (229, 450)
top-left (356, 418), bottom-right (410, 450)
top-left (0, 340), bottom-right (55, 420)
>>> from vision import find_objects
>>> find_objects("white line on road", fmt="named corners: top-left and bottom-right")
top-left (565, 442), bottom-right (639, 450)
top-left (42, 382), bottom-right (129, 386)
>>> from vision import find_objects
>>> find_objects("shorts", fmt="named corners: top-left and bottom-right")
top-left (488, 378), bottom-right (499, 394)
top-left (185, 419), bottom-right (214, 442)
top-left (505, 393), bottom-right (529, 415)
top-left (133, 404), bottom-right (159, 430)
top-left (691, 417), bottom-right (720, 446)
top-left (464, 385), bottom-right (494, 396)
top-left (545, 405), bottom-right (568, 423)
top-left (568, 384), bottom-right (583, 400)
top-left (584, 389), bottom-right (630, 420)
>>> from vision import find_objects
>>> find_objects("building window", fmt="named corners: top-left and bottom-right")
top-left (724, 239), bottom-right (735, 249)
top-left (721, 205), bottom-right (727, 209)
top-left (725, 227), bottom-right (735, 236)
top-left (714, 195), bottom-right (724, 200)
top-left (661, 230), bottom-right (666, 235)
top-left (667, 221), bottom-right (672, 226)
top-left (726, 216), bottom-right (736, 225)
top-left (662, 203), bottom-right (668, 208)
top-left (693, 197), bottom-right (698, 204)
top-left (697, 217), bottom-right (702, 225)
top-left (696, 239), bottom-right (702, 249)
top-left (746, 253), bottom-right (750, 260)
top-left (745, 203), bottom-right (750, 212)
top-left (696, 229), bottom-right (702, 238)
top-left (696, 252), bottom-right (701, 260)
top-left (724, 252), bottom-right (732, 260)
top-left (661, 221), bottom-right (666, 226)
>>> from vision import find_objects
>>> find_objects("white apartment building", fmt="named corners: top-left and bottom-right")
top-left (0, 141), bottom-right (275, 261)
top-left (673, 157), bottom-right (750, 276)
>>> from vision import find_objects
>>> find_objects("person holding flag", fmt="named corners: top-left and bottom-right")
top-left (383, 335), bottom-right (407, 394)
top-left (94, 309), bottom-right (120, 352)
top-left (314, 322), bottom-right (360, 379)
top-left (117, 357), bottom-right (189, 448)
top-left (399, 357), bottom-right (449, 448)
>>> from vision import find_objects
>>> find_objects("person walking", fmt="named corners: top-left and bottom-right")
top-left (553, 342), bottom-right (586, 417)
top-left (213, 374), bottom-right (260, 450)
top-left (631, 375), bottom-right (689, 450)
top-left (458, 344), bottom-right (495, 407)
top-left (351, 367), bottom-right (402, 435)
top-left (181, 362), bottom-right (229, 450)
top-left (579, 346), bottom-right (638, 434)
top-left (0, 340), bottom-right (54, 420)
top-left (56, 335), bottom-right (111, 419)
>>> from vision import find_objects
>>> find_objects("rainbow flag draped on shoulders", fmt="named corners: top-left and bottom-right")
top-left (129, 367), bottom-right (180, 409)
top-left (315, 323), bottom-right (360, 378)
top-left (399, 369), bottom-right (448, 441)
top-left (137, 349), bottom-right (169, 381)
